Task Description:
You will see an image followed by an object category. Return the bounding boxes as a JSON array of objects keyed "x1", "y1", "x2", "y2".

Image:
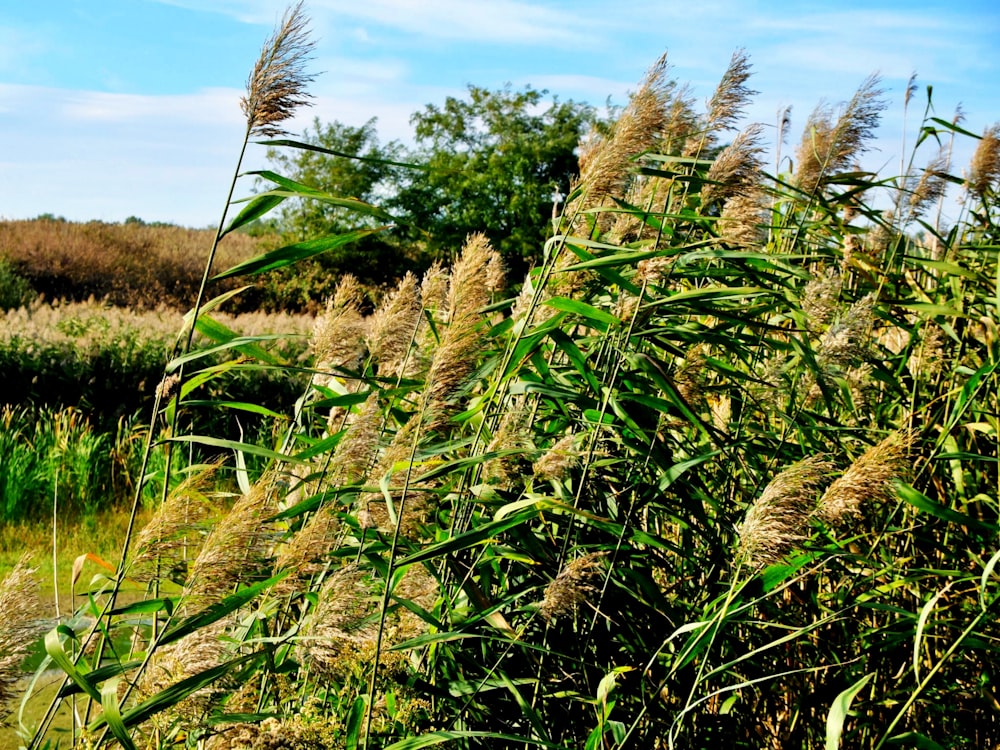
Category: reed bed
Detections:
[
  {"x1": 9, "y1": 6, "x2": 1000, "y2": 749},
  {"x1": 0, "y1": 220, "x2": 264, "y2": 310}
]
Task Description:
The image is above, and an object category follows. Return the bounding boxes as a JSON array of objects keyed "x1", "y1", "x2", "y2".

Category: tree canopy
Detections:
[{"x1": 265, "y1": 85, "x2": 597, "y2": 280}]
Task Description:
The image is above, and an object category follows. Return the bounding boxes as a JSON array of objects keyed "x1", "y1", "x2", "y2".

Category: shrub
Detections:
[{"x1": 0, "y1": 256, "x2": 35, "y2": 311}]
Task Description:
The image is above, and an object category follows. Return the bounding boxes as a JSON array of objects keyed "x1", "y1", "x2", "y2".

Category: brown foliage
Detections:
[{"x1": 0, "y1": 219, "x2": 264, "y2": 310}]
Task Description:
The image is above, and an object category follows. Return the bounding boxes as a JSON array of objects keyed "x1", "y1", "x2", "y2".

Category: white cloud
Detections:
[
  {"x1": 150, "y1": 0, "x2": 598, "y2": 45},
  {"x1": 0, "y1": 83, "x2": 250, "y2": 225},
  {"x1": 316, "y1": 0, "x2": 593, "y2": 44},
  {"x1": 59, "y1": 86, "x2": 242, "y2": 124},
  {"x1": 512, "y1": 73, "x2": 636, "y2": 101}
]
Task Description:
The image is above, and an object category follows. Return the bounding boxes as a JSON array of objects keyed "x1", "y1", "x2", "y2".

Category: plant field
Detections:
[{"x1": 1, "y1": 6, "x2": 999, "y2": 749}]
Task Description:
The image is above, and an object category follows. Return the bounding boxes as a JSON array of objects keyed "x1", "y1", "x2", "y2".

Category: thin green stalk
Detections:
[{"x1": 874, "y1": 590, "x2": 1000, "y2": 749}]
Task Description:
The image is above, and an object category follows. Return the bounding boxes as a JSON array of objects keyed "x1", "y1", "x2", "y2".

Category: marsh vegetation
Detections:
[{"x1": 1, "y1": 4, "x2": 999, "y2": 748}]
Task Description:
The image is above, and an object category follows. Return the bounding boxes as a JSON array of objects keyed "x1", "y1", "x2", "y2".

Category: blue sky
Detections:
[{"x1": 2, "y1": 0, "x2": 998, "y2": 227}]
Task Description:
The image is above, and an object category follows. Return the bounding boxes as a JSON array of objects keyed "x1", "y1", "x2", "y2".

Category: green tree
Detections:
[
  {"x1": 260, "y1": 117, "x2": 420, "y2": 294},
  {"x1": 264, "y1": 116, "x2": 402, "y2": 239},
  {"x1": 391, "y1": 85, "x2": 595, "y2": 275}
]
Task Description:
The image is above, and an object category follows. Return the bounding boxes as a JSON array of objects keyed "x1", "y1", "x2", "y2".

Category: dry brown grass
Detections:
[
  {"x1": 0, "y1": 219, "x2": 266, "y2": 310},
  {"x1": 1, "y1": 298, "x2": 314, "y2": 356}
]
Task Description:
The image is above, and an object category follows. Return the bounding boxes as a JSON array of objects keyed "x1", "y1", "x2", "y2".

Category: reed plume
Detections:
[
  {"x1": 800, "y1": 268, "x2": 842, "y2": 332},
  {"x1": 704, "y1": 49, "x2": 757, "y2": 135},
  {"x1": 183, "y1": 474, "x2": 280, "y2": 611},
  {"x1": 241, "y1": 1, "x2": 316, "y2": 137},
  {"x1": 138, "y1": 618, "x2": 234, "y2": 728},
  {"x1": 409, "y1": 261, "x2": 450, "y2": 376},
  {"x1": 313, "y1": 274, "x2": 368, "y2": 377},
  {"x1": 718, "y1": 189, "x2": 767, "y2": 248},
  {"x1": 367, "y1": 273, "x2": 422, "y2": 380},
  {"x1": 775, "y1": 104, "x2": 793, "y2": 173},
  {"x1": 274, "y1": 395, "x2": 384, "y2": 595},
  {"x1": 817, "y1": 292, "x2": 876, "y2": 369},
  {"x1": 425, "y1": 233, "x2": 499, "y2": 427},
  {"x1": 313, "y1": 275, "x2": 370, "y2": 430},
  {"x1": 967, "y1": 123, "x2": 1000, "y2": 200},
  {"x1": 274, "y1": 504, "x2": 343, "y2": 597},
  {"x1": 737, "y1": 456, "x2": 834, "y2": 567},
  {"x1": 301, "y1": 564, "x2": 379, "y2": 680},
  {"x1": 0, "y1": 556, "x2": 47, "y2": 714},
  {"x1": 795, "y1": 75, "x2": 885, "y2": 194},
  {"x1": 129, "y1": 463, "x2": 219, "y2": 584},
  {"x1": 302, "y1": 563, "x2": 431, "y2": 679},
  {"x1": 575, "y1": 53, "x2": 671, "y2": 216},
  {"x1": 702, "y1": 123, "x2": 766, "y2": 206},
  {"x1": 484, "y1": 397, "x2": 533, "y2": 488},
  {"x1": 330, "y1": 391, "x2": 383, "y2": 484},
  {"x1": 815, "y1": 431, "x2": 914, "y2": 525},
  {"x1": 905, "y1": 148, "x2": 950, "y2": 222},
  {"x1": 908, "y1": 324, "x2": 947, "y2": 380},
  {"x1": 540, "y1": 552, "x2": 606, "y2": 622},
  {"x1": 533, "y1": 433, "x2": 579, "y2": 483}
]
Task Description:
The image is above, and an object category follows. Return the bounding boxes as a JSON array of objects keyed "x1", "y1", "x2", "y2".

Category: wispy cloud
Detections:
[
  {"x1": 316, "y1": 0, "x2": 595, "y2": 45},
  {"x1": 0, "y1": 24, "x2": 49, "y2": 77},
  {"x1": 58, "y1": 86, "x2": 241, "y2": 124},
  {"x1": 151, "y1": 0, "x2": 597, "y2": 45},
  {"x1": 0, "y1": 83, "x2": 247, "y2": 225},
  {"x1": 512, "y1": 73, "x2": 636, "y2": 101}
]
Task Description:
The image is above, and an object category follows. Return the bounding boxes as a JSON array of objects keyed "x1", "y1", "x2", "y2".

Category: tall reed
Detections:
[{"x1": 20, "y1": 20, "x2": 1000, "y2": 750}]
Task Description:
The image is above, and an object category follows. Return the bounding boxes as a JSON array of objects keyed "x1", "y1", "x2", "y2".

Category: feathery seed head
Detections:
[
  {"x1": 368, "y1": 273, "x2": 422, "y2": 380},
  {"x1": 795, "y1": 75, "x2": 885, "y2": 194},
  {"x1": 241, "y1": 2, "x2": 316, "y2": 138},
  {"x1": 705, "y1": 49, "x2": 757, "y2": 134},
  {"x1": 777, "y1": 105, "x2": 793, "y2": 148},
  {"x1": 702, "y1": 123, "x2": 766, "y2": 205},
  {"x1": 539, "y1": 552, "x2": 606, "y2": 622},
  {"x1": 817, "y1": 292, "x2": 876, "y2": 368},
  {"x1": 425, "y1": 234, "x2": 498, "y2": 425},
  {"x1": 907, "y1": 324, "x2": 947, "y2": 380},
  {"x1": 313, "y1": 275, "x2": 368, "y2": 378},
  {"x1": 674, "y1": 345, "x2": 709, "y2": 405},
  {"x1": 718, "y1": 188, "x2": 767, "y2": 248},
  {"x1": 636, "y1": 255, "x2": 674, "y2": 285},
  {"x1": 485, "y1": 252, "x2": 507, "y2": 294},
  {"x1": 139, "y1": 618, "x2": 234, "y2": 725},
  {"x1": 301, "y1": 564, "x2": 378, "y2": 679},
  {"x1": 904, "y1": 72, "x2": 918, "y2": 109},
  {"x1": 533, "y1": 433, "x2": 579, "y2": 482},
  {"x1": 183, "y1": 474, "x2": 279, "y2": 611},
  {"x1": 0, "y1": 557, "x2": 47, "y2": 712},
  {"x1": 737, "y1": 456, "x2": 834, "y2": 568},
  {"x1": 967, "y1": 123, "x2": 1000, "y2": 200},
  {"x1": 794, "y1": 103, "x2": 835, "y2": 194},
  {"x1": 907, "y1": 148, "x2": 950, "y2": 221},
  {"x1": 129, "y1": 463, "x2": 219, "y2": 584},
  {"x1": 274, "y1": 504, "x2": 344, "y2": 597},
  {"x1": 661, "y1": 84, "x2": 699, "y2": 153},
  {"x1": 419, "y1": 262, "x2": 450, "y2": 322},
  {"x1": 815, "y1": 431, "x2": 914, "y2": 525},
  {"x1": 576, "y1": 53, "x2": 671, "y2": 214},
  {"x1": 330, "y1": 392, "x2": 383, "y2": 483},
  {"x1": 800, "y1": 268, "x2": 842, "y2": 331},
  {"x1": 155, "y1": 373, "x2": 181, "y2": 401},
  {"x1": 484, "y1": 400, "x2": 533, "y2": 487}
]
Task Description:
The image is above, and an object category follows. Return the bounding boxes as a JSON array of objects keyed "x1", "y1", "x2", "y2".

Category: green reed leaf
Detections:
[
  {"x1": 825, "y1": 672, "x2": 874, "y2": 750},
  {"x1": 214, "y1": 227, "x2": 387, "y2": 279},
  {"x1": 101, "y1": 678, "x2": 137, "y2": 750}
]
